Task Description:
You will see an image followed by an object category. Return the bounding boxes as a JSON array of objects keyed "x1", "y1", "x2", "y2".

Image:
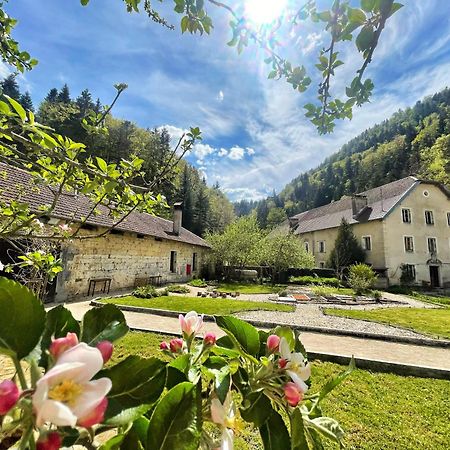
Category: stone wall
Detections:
[{"x1": 55, "y1": 230, "x2": 207, "y2": 301}]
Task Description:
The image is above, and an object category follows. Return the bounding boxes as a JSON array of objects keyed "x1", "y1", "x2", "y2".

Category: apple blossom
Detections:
[
  {"x1": 284, "y1": 382, "x2": 302, "y2": 407},
  {"x1": 49, "y1": 332, "x2": 79, "y2": 359},
  {"x1": 77, "y1": 397, "x2": 108, "y2": 427},
  {"x1": 159, "y1": 341, "x2": 170, "y2": 351},
  {"x1": 36, "y1": 432, "x2": 62, "y2": 450},
  {"x1": 179, "y1": 311, "x2": 203, "y2": 337},
  {"x1": 0, "y1": 380, "x2": 19, "y2": 415},
  {"x1": 279, "y1": 338, "x2": 311, "y2": 393},
  {"x1": 169, "y1": 338, "x2": 184, "y2": 353},
  {"x1": 33, "y1": 343, "x2": 112, "y2": 427},
  {"x1": 211, "y1": 393, "x2": 237, "y2": 450},
  {"x1": 96, "y1": 341, "x2": 113, "y2": 363},
  {"x1": 204, "y1": 332, "x2": 217, "y2": 346},
  {"x1": 266, "y1": 334, "x2": 280, "y2": 353}
]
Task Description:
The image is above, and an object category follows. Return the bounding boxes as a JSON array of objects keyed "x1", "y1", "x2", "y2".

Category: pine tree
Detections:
[
  {"x1": 0, "y1": 74, "x2": 21, "y2": 100},
  {"x1": 19, "y1": 91, "x2": 34, "y2": 112},
  {"x1": 327, "y1": 219, "x2": 366, "y2": 278},
  {"x1": 94, "y1": 98, "x2": 102, "y2": 113},
  {"x1": 192, "y1": 181, "x2": 210, "y2": 236},
  {"x1": 57, "y1": 84, "x2": 71, "y2": 103},
  {"x1": 76, "y1": 89, "x2": 94, "y2": 116},
  {"x1": 179, "y1": 165, "x2": 194, "y2": 230},
  {"x1": 45, "y1": 88, "x2": 58, "y2": 103}
]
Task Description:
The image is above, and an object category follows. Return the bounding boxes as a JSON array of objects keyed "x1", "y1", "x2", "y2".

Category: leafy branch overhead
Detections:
[{"x1": 80, "y1": 0, "x2": 402, "y2": 133}]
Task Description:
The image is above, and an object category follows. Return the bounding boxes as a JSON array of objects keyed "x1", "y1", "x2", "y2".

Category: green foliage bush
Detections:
[
  {"x1": 132, "y1": 285, "x2": 160, "y2": 298},
  {"x1": 188, "y1": 279, "x2": 208, "y2": 288},
  {"x1": 289, "y1": 275, "x2": 341, "y2": 287},
  {"x1": 167, "y1": 284, "x2": 190, "y2": 294},
  {"x1": 348, "y1": 264, "x2": 377, "y2": 295}
]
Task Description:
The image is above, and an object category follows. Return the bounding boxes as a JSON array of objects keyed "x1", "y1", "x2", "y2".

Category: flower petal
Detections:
[
  {"x1": 71, "y1": 378, "x2": 112, "y2": 418},
  {"x1": 279, "y1": 337, "x2": 291, "y2": 360},
  {"x1": 35, "y1": 399, "x2": 77, "y2": 427},
  {"x1": 210, "y1": 398, "x2": 226, "y2": 425},
  {"x1": 221, "y1": 428, "x2": 234, "y2": 450},
  {"x1": 56, "y1": 343, "x2": 104, "y2": 381},
  {"x1": 287, "y1": 370, "x2": 309, "y2": 393}
]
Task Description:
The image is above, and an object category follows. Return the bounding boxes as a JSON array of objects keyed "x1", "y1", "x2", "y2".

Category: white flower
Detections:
[
  {"x1": 33, "y1": 219, "x2": 45, "y2": 229},
  {"x1": 179, "y1": 311, "x2": 203, "y2": 337},
  {"x1": 211, "y1": 393, "x2": 236, "y2": 450},
  {"x1": 279, "y1": 338, "x2": 311, "y2": 393},
  {"x1": 33, "y1": 343, "x2": 111, "y2": 427},
  {"x1": 0, "y1": 260, "x2": 4, "y2": 271}
]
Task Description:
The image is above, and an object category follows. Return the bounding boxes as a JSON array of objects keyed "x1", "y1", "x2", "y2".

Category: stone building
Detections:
[
  {"x1": 289, "y1": 177, "x2": 450, "y2": 287},
  {"x1": 0, "y1": 163, "x2": 210, "y2": 301}
]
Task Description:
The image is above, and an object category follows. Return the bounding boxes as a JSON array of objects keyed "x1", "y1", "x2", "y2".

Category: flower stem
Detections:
[{"x1": 13, "y1": 357, "x2": 28, "y2": 390}]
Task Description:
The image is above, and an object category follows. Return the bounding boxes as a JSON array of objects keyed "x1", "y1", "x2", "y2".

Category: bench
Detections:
[{"x1": 88, "y1": 277, "x2": 112, "y2": 296}]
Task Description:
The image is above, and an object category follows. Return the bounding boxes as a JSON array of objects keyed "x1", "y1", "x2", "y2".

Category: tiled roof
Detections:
[
  {"x1": 290, "y1": 176, "x2": 449, "y2": 234},
  {"x1": 0, "y1": 163, "x2": 210, "y2": 248}
]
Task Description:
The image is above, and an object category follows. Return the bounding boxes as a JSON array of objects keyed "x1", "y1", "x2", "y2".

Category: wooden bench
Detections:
[{"x1": 88, "y1": 277, "x2": 112, "y2": 296}]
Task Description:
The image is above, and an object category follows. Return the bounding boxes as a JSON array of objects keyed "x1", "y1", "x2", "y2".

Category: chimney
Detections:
[
  {"x1": 173, "y1": 202, "x2": 183, "y2": 235},
  {"x1": 351, "y1": 194, "x2": 367, "y2": 219}
]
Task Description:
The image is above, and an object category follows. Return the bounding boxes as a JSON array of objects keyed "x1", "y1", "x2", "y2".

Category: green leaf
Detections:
[
  {"x1": 7, "y1": 96, "x2": 26, "y2": 121},
  {"x1": 306, "y1": 417, "x2": 345, "y2": 443},
  {"x1": 216, "y1": 315, "x2": 260, "y2": 356},
  {"x1": 356, "y1": 25, "x2": 375, "y2": 53},
  {"x1": 240, "y1": 392, "x2": 272, "y2": 427},
  {"x1": 348, "y1": 8, "x2": 366, "y2": 25},
  {"x1": 39, "y1": 305, "x2": 80, "y2": 368},
  {"x1": 147, "y1": 382, "x2": 201, "y2": 450},
  {"x1": 316, "y1": 358, "x2": 355, "y2": 404},
  {"x1": 203, "y1": 356, "x2": 231, "y2": 404},
  {"x1": 361, "y1": 0, "x2": 376, "y2": 12},
  {"x1": 80, "y1": 0, "x2": 90, "y2": 5},
  {"x1": 260, "y1": 410, "x2": 291, "y2": 449},
  {"x1": 96, "y1": 156, "x2": 108, "y2": 172},
  {"x1": 98, "y1": 435, "x2": 125, "y2": 450},
  {"x1": 81, "y1": 304, "x2": 128, "y2": 345},
  {"x1": 291, "y1": 408, "x2": 308, "y2": 450},
  {"x1": 389, "y1": 2, "x2": 403, "y2": 17},
  {"x1": 181, "y1": 16, "x2": 189, "y2": 33},
  {"x1": 99, "y1": 355, "x2": 166, "y2": 414},
  {"x1": 274, "y1": 326, "x2": 295, "y2": 350},
  {"x1": 105, "y1": 404, "x2": 152, "y2": 427},
  {"x1": 0, "y1": 277, "x2": 45, "y2": 359}
]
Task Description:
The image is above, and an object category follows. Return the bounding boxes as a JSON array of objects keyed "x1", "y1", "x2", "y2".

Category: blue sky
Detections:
[{"x1": 5, "y1": 0, "x2": 450, "y2": 201}]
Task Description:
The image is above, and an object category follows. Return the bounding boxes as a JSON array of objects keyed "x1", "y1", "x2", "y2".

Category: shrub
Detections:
[
  {"x1": 372, "y1": 290, "x2": 382, "y2": 301},
  {"x1": 132, "y1": 285, "x2": 160, "y2": 298},
  {"x1": 167, "y1": 284, "x2": 190, "y2": 294},
  {"x1": 348, "y1": 264, "x2": 377, "y2": 295},
  {"x1": 188, "y1": 278, "x2": 208, "y2": 288},
  {"x1": 289, "y1": 275, "x2": 341, "y2": 287}
]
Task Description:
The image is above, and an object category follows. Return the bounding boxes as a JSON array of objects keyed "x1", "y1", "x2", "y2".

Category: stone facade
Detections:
[{"x1": 55, "y1": 229, "x2": 207, "y2": 301}]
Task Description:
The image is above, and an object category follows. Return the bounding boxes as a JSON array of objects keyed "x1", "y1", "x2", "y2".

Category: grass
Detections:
[
  {"x1": 215, "y1": 282, "x2": 285, "y2": 294},
  {"x1": 325, "y1": 307, "x2": 450, "y2": 339},
  {"x1": 312, "y1": 285, "x2": 355, "y2": 296},
  {"x1": 387, "y1": 286, "x2": 450, "y2": 307},
  {"x1": 100, "y1": 295, "x2": 294, "y2": 315},
  {"x1": 113, "y1": 332, "x2": 450, "y2": 450}
]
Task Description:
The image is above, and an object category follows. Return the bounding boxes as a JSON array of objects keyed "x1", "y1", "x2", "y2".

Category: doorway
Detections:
[{"x1": 429, "y1": 265, "x2": 440, "y2": 288}]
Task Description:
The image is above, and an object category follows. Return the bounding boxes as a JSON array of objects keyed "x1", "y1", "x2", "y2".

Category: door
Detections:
[{"x1": 429, "y1": 266, "x2": 440, "y2": 288}]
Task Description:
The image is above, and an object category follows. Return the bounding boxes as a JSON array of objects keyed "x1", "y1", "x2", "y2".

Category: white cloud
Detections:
[
  {"x1": 228, "y1": 146, "x2": 245, "y2": 160},
  {"x1": 218, "y1": 148, "x2": 228, "y2": 157},
  {"x1": 218, "y1": 90, "x2": 224, "y2": 101},
  {"x1": 193, "y1": 143, "x2": 215, "y2": 161},
  {"x1": 246, "y1": 147, "x2": 255, "y2": 156}
]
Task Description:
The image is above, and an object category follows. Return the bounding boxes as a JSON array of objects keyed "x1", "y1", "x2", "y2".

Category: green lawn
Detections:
[
  {"x1": 325, "y1": 307, "x2": 450, "y2": 339},
  {"x1": 312, "y1": 285, "x2": 355, "y2": 296},
  {"x1": 411, "y1": 292, "x2": 450, "y2": 307},
  {"x1": 113, "y1": 332, "x2": 450, "y2": 450},
  {"x1": 215, "y1": 282, "x2": 285, "y2": 294},
  {"x1": 100, "y1": 295, "x2": 294, "y2": 315}
]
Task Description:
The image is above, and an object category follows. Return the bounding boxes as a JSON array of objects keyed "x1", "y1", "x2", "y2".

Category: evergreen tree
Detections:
[
  {"x1": 0, "y1": 74, "x2": 20, "y2": 100},
  {"x1": 179, "y1": 165, "x2": 194, "y2": 230},
  {"x1": 192, "y1": 181, "x2": 210, "y2": 236},
  {"x1": 45, "y1": 88, "x2": 58, "y2": 103},
  {"x1": 76, "y1": 89, "x2": 95, "y2": 116},
  {"x1": 57, "y1": 84, "x2": 71, "y2": 103},
  {"x1": 327, "y1": 219, "x2": 366, "y2": 278},
  {"x1": 19, "y1": 91, "x2": 34, "y2": 111}
]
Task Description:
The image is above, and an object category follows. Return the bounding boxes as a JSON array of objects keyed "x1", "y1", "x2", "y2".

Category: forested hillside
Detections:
[
  {"x1": 0, "y1": 75, "x2": 235, "y2": 236},
  {"x1": 237, "y1": 88, "x2": 450, "y2": 228}
]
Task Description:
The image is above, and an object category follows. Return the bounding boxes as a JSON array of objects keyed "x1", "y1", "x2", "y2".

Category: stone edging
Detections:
[{"x1": 90, "y1": 299, "x2": 450, "y2": 349}]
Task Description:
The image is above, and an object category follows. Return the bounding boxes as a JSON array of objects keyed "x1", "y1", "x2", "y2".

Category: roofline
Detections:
[
  {"x1": 382, "y1": 180, "x2": 420, "y2": 220},
  {"x1": 294, "y1": 217, "x2": 383, "y2": 235}
]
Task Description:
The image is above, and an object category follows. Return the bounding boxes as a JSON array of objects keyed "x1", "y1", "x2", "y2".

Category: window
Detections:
[
  {"x1": 447, "y1": 212, "x2": 450, "y2": 226},
  {"x1": 318, "y1": 241, "x2": 326, "y2": 253},
  {"x1": 192, "y1": 253, "x2": 197, "y2": 272},
  {"x1": 362, "y1": 236, "x2": 372, "y2": 251},
  {"x1": 170, "y1": 251, "x2": 177, "y2": 273},
  {"x1": 403, "y1": 264, "x2": 416, "y2": 281},
  {"x1": 304, "y1": 241, "x2": 309, "y2": 252},
  {"x1": 427, "y1": 237, "x2": 437, "y2": 253},
  {"x1": 425, "y1": 210, "x2": 434, "y2": 225},
  {"x1": 404, "y1": 236, "x2": 414, "y2": 252},
  {"x1": 402, "y1": 208, "x2": 411, "y2": 223}
]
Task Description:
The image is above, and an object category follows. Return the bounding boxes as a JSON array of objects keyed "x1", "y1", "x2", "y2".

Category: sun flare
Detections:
[{"x1": 245, "y1": 0, "x2": 288, "y2": 25}]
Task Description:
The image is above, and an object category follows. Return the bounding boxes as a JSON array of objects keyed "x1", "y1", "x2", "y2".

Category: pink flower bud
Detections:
[
  {"x1": 204, "y1": 332, "x2": 217, "y2": 346},
  {"x1": 169, "y1": 338, "x2": 184, "y2": 353},
  {"x1": 77, "y1": 397, "x2": 108, "y2": 428},
  {"x1": 267, "y1": 335, "x2": 280, "y2": 353},
  {"x1": 284, "y1": 382, "x2": 302, "y2": 407},
  {"x1": 179, "y1": 311, "x2": 203, "y2": 337},
  {"x1": 160, "y1": 341, "x2": 170, "y2": 350},
  {"x1": 96, "y1": 341, "x2": 113, "y2": 363},
  {"x1": 36, "y1": 432, "x2": 62, "y2": 450},
  {"x1": 279, "y1": 358, "x2": 288, "y2": 369},
  {"x1": 0, "y1": 380, "x2": 19, "y2": 415},
  {"x1": 49, "y1": 332, "x2": 79, "y2": 359}
]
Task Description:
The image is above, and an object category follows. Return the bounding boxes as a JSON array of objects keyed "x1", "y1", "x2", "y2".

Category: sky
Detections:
[{"x1": 5, "y1": 0, "x2": 450, "y2": 201}]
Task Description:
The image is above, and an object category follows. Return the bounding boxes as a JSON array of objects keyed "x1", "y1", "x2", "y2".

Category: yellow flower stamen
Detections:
[{"x1": 48, "y1": 380, "x2": 83, "y2": 406}]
